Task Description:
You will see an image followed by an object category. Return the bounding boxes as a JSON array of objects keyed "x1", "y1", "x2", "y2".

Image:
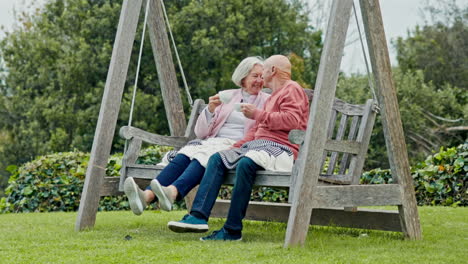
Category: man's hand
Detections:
[
  {"x1": 241, "y1": 103, "x2": 256, "y2": 119},
  {"x1": 208, "y1": 94, "x2": 222, "y2": 113}
]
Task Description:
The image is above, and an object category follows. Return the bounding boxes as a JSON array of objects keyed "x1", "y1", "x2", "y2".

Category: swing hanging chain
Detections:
[
  {"x1": 124, "y1": 0, "x2": 151, "y2": 153},
  {"x1": 159, "y1": 0, "x2": 193, "y2": 106},
  {"x1": 352, "y1": 2, "x2": 380, "y2": 113}
]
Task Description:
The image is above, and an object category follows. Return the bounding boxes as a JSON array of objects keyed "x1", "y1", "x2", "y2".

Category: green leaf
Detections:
[
  {"x1": 22, "y1": 186, "x2": 34, "y2": 196},
  {"x1": 6, "y1": 165, "x2": 18, "y2": 174}
]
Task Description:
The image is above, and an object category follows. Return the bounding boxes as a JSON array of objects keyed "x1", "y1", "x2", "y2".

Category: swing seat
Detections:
[
  {"x1": 116, "y1": 89, "x2": 376, "y2": 189},
  {"x1": 97, "y1": 88, "x2": 403, "y2": 233}
]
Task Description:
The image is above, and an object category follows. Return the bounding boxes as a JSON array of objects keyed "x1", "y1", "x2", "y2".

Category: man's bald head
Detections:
[
  {"x1": 265, "y1": 55, "x2": 291, "y2": 75},
  {"x1": 263, "y1": 55, "x2": 291, "y2": 83}
]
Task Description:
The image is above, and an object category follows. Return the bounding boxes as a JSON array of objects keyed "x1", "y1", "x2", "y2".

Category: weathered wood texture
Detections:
[
  {"x1": 118, "y1": 138, "x2": 142, "y2": 191},
  {"x1": 119, "y1": 126, "x2": 189, "y2": 147},
  {"x1": 180, "y1": 99, "x2": 206, "y2": 210},
  {"x1": 147, "y1": 0, "x2": 186, "y2": 136},
  {"x1": 312, "y1": 184, "x2": 402, "y2": 208},
  {"x1": 360, "y1": 0, "x2": 421, "y2": 240},
  {"x1": 211, "y1": 200, "x2": 403, "y2": 232},
  {"x1": 284, "y1": 0, "x2": 354, "y2": 247},
  {"x1": 75, "y1": 0, "x2": 143, "y2": 231}
]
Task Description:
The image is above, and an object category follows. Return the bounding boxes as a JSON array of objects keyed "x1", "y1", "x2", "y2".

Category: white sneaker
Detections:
[
  {"x1": 123, "y1": 177, "x2": 147, "y2": 215},
  {"x1": 150, "y1": 179, "x2": 174, "y2": 211}
]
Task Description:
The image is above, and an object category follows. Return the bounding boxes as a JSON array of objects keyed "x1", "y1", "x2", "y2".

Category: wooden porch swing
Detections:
[{"x1": 75, "y1": 0, "x2": 422, "y2": 247}]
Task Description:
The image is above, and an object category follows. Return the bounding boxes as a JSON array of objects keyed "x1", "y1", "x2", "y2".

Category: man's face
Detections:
[{"x1": 262, "y1": 62, "x2": 273, "y2": 87}]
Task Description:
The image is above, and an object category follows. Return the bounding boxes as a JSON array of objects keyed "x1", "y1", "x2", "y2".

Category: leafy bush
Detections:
[
  {"x1": 1, "y1": 143, "x2": 466, "y2": 214},
  {"x1": 0, "y1": 145, "x2": 172, "y2": 213},
  {"x1": 412, "y1": 142, "x2": 467, "y2": 206},
  {"x1": 361, "y1": 168, "x2": 393, "y2": 184},
  {"x1": 361, "y1": 142, "x2": 467, "y2": 206},
  {"x1": 0, "y1": 151, "x2": 119, "y2": 213}
]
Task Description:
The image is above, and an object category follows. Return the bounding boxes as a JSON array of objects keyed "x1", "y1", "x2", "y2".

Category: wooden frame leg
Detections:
[
  {"x1": 75, "y1": 0, "x2": 143, "y2": 231},
  {"x1": 359, "y1": 0, "x2": 421, "y2": 239},
  {"x1": 284, "y1": 0, "x2": 353, "y2": 247}
]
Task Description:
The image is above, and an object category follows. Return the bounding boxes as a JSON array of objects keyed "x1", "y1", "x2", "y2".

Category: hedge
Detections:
[
  {"x1": 0, "y1": 146, "x2": 171, "y2": 213},
  {"x1": 1, "y1": 142, "x2": 466, "y2": 213},
  {"x1": 361, "y1": 142, "x2": 467, "y2": 206}
]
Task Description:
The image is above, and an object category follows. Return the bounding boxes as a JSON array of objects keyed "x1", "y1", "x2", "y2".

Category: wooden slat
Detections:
[
  {"x1": 327, "y1": 114, "x2": 348, "y2": 175},
  {"x1": 128, "y1": 164, "x2": 293, "y2": 176},
  {"x1": 101, "y1": 177, "x2": 150, "y2": 196},
  {"x1": 119, "y1": 138, "x2": 142, "y2": 191},
  {"x1": 126, "y1": 165, "x2": 292, "y2": 187},
  {"x1": 318, "y1": 174, "x2": 352, "y2": 185},
  {"x1": 211, "y1": 200, "x2": 402, "y2": 232},
  {"x1": 321, "y1": 109, "x2": 337, "y2": 171},
  {"x1": 100, "y1": 174, "x2": 343, "y2": 196},
  {"x1": 183, "y1": 98, "x2": 206, "y2": 210},
  {"x1": 312, "y1": 184, "x2": 402, "y2": 208},
  {"x1": 184, "y1": 99, "x2": 205, "y2": 140},
  {"x1": 360, "y1": 0, "x2": 421, "y2": 240},
  {"x1": 324, "y1": 140, "x2": 361, "y2": 154},
  {"x1": 119, "y1": 126, "x2": 188, "y2": 148},
  {"x1": 332, "y1": 100, "x2": 366, "y2": 115},
  {"x1": 75, "y1": 0, "x2": 144, "y2": 231},
  {"x1": 347, "y1": 99, "x2": 376, "y2": 182},
  {"x1": 339, "y1": 116, "x2": 360, "y2": 175},
  {"x1": 127, "y1": 165, "x2": 165, "y2": 179},
  {"x1": 285, "y1": 0, "x2": 354, "y2": 247},
  {"x1": 224, "y1": 173, "x2": 291, "y2": 187}
]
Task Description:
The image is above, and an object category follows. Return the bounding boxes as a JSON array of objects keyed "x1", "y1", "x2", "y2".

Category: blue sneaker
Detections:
[
  {"x1": 167, "y1": 214, "x2": 209, "y2": 233},
  {"x1": 200, "y1": 228, "x2": 242, "y2": 241}
]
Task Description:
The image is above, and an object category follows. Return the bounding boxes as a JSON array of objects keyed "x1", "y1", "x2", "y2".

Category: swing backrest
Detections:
[{"x1": 187, "y1": 88, "x2": 377, "y2": 185}]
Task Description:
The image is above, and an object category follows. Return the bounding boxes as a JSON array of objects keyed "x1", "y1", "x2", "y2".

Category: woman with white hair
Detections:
[{"x1": 124, "y1": 57, "x2": 270, "y2": 215}]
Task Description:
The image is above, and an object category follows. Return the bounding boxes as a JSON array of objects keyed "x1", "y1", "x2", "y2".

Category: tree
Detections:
[
  {"x1": 392, "y1": 0, "x2": 467, "y2": 153},
  {"x1": 394, "y1": 0, "x2": 467, "y2": 89},
  {"x1": 0, "y1": 0, "x2": 322, "y2": 194},
  {"x1": 336, "y1": 68, "x2": 466, "y2": 169}
]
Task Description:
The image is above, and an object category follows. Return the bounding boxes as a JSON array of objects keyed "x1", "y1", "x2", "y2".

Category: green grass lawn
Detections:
[{"x1": 0, "y1": 207, "x2": 467, "y2": 264}]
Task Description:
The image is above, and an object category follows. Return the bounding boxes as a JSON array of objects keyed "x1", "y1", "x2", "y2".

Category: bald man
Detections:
[{"x1": 168, "y1": 55, "x2": 310, "y2": 241}]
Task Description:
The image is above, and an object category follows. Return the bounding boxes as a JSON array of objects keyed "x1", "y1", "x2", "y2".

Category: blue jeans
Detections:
[
  {"x1": 150, "y1": 154, "x2": 205, "y2": 199},
  {"x1": 190, "y1": 153, "x2": 262, "y2": 231}
]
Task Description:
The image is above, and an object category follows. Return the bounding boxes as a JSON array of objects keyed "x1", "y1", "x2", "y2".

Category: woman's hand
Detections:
[
  {"x1": 208, "y1": 94, "x2": 222, "y2": 113},
  {"x1": 241, "y1": 103, "x2": 257, "y2": 119}
]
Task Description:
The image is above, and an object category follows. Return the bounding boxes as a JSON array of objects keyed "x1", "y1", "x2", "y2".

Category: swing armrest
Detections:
[
  {"x1": 288, "y1": 129, "x2": 306, "y2": 145},
  {"x1": 119, "y1": 126, "x2": 189, "y2": 148}
]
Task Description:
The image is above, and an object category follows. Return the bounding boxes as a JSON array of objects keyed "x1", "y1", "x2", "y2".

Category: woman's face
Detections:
[{"x1": 242, "y1": 64, "x2": 264, "y2": 95}]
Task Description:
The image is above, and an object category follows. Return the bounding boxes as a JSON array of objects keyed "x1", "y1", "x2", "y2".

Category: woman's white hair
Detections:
[{"x1": 231, "y1": 56, "x2": 264, "y2": 87}]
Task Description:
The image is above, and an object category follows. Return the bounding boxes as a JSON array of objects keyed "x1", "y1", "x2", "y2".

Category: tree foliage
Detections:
[
  {"x1": 0, "y1": 0, "x2": 322, "y2": 193},
  {"x1": 336, "y1": 68, "x2": 466, "y2": 168},
  {"x1": 394, "y1": 0, "x2": 467, "y2": 89},
  {"x1": 395, "y1": 19, "x2": 468, "y2": 89}
]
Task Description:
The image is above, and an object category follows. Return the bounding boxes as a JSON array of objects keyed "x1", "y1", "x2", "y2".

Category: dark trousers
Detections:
[
  {"x1": 151, "y1": 154, "x2": 205, "y2": 199},
  {"x1": 190, "y1": 153, "x2": 262, "y2": 231}
]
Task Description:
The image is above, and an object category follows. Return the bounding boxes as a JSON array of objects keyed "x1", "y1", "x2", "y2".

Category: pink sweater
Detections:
[{"x1": 233, "y1": 80, "x2": 310, "y2": 159}]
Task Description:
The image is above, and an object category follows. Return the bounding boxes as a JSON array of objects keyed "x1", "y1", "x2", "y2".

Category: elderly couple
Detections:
[{"x1": 124, "y1": 55, "x2": 310, "y2": 241}]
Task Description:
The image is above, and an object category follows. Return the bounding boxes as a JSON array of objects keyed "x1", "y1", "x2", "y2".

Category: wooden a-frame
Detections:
[{"x1": 75, "y1": 0, "x2": 422, "y2": 247}]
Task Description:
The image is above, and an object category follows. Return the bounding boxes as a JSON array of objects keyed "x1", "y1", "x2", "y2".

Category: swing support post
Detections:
[
  {"x1": 75, "y1": 0, "x2": 144, "y2": 231},
  {"x1": 147, "y1": 0, "x2": 186, "y2": 136},
  {"x1": 359, "y1": 0, "x2": 421, "y2": 239},
  {"x1": 76, "y1": 0, "x2": 187, "y2": 231}
]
